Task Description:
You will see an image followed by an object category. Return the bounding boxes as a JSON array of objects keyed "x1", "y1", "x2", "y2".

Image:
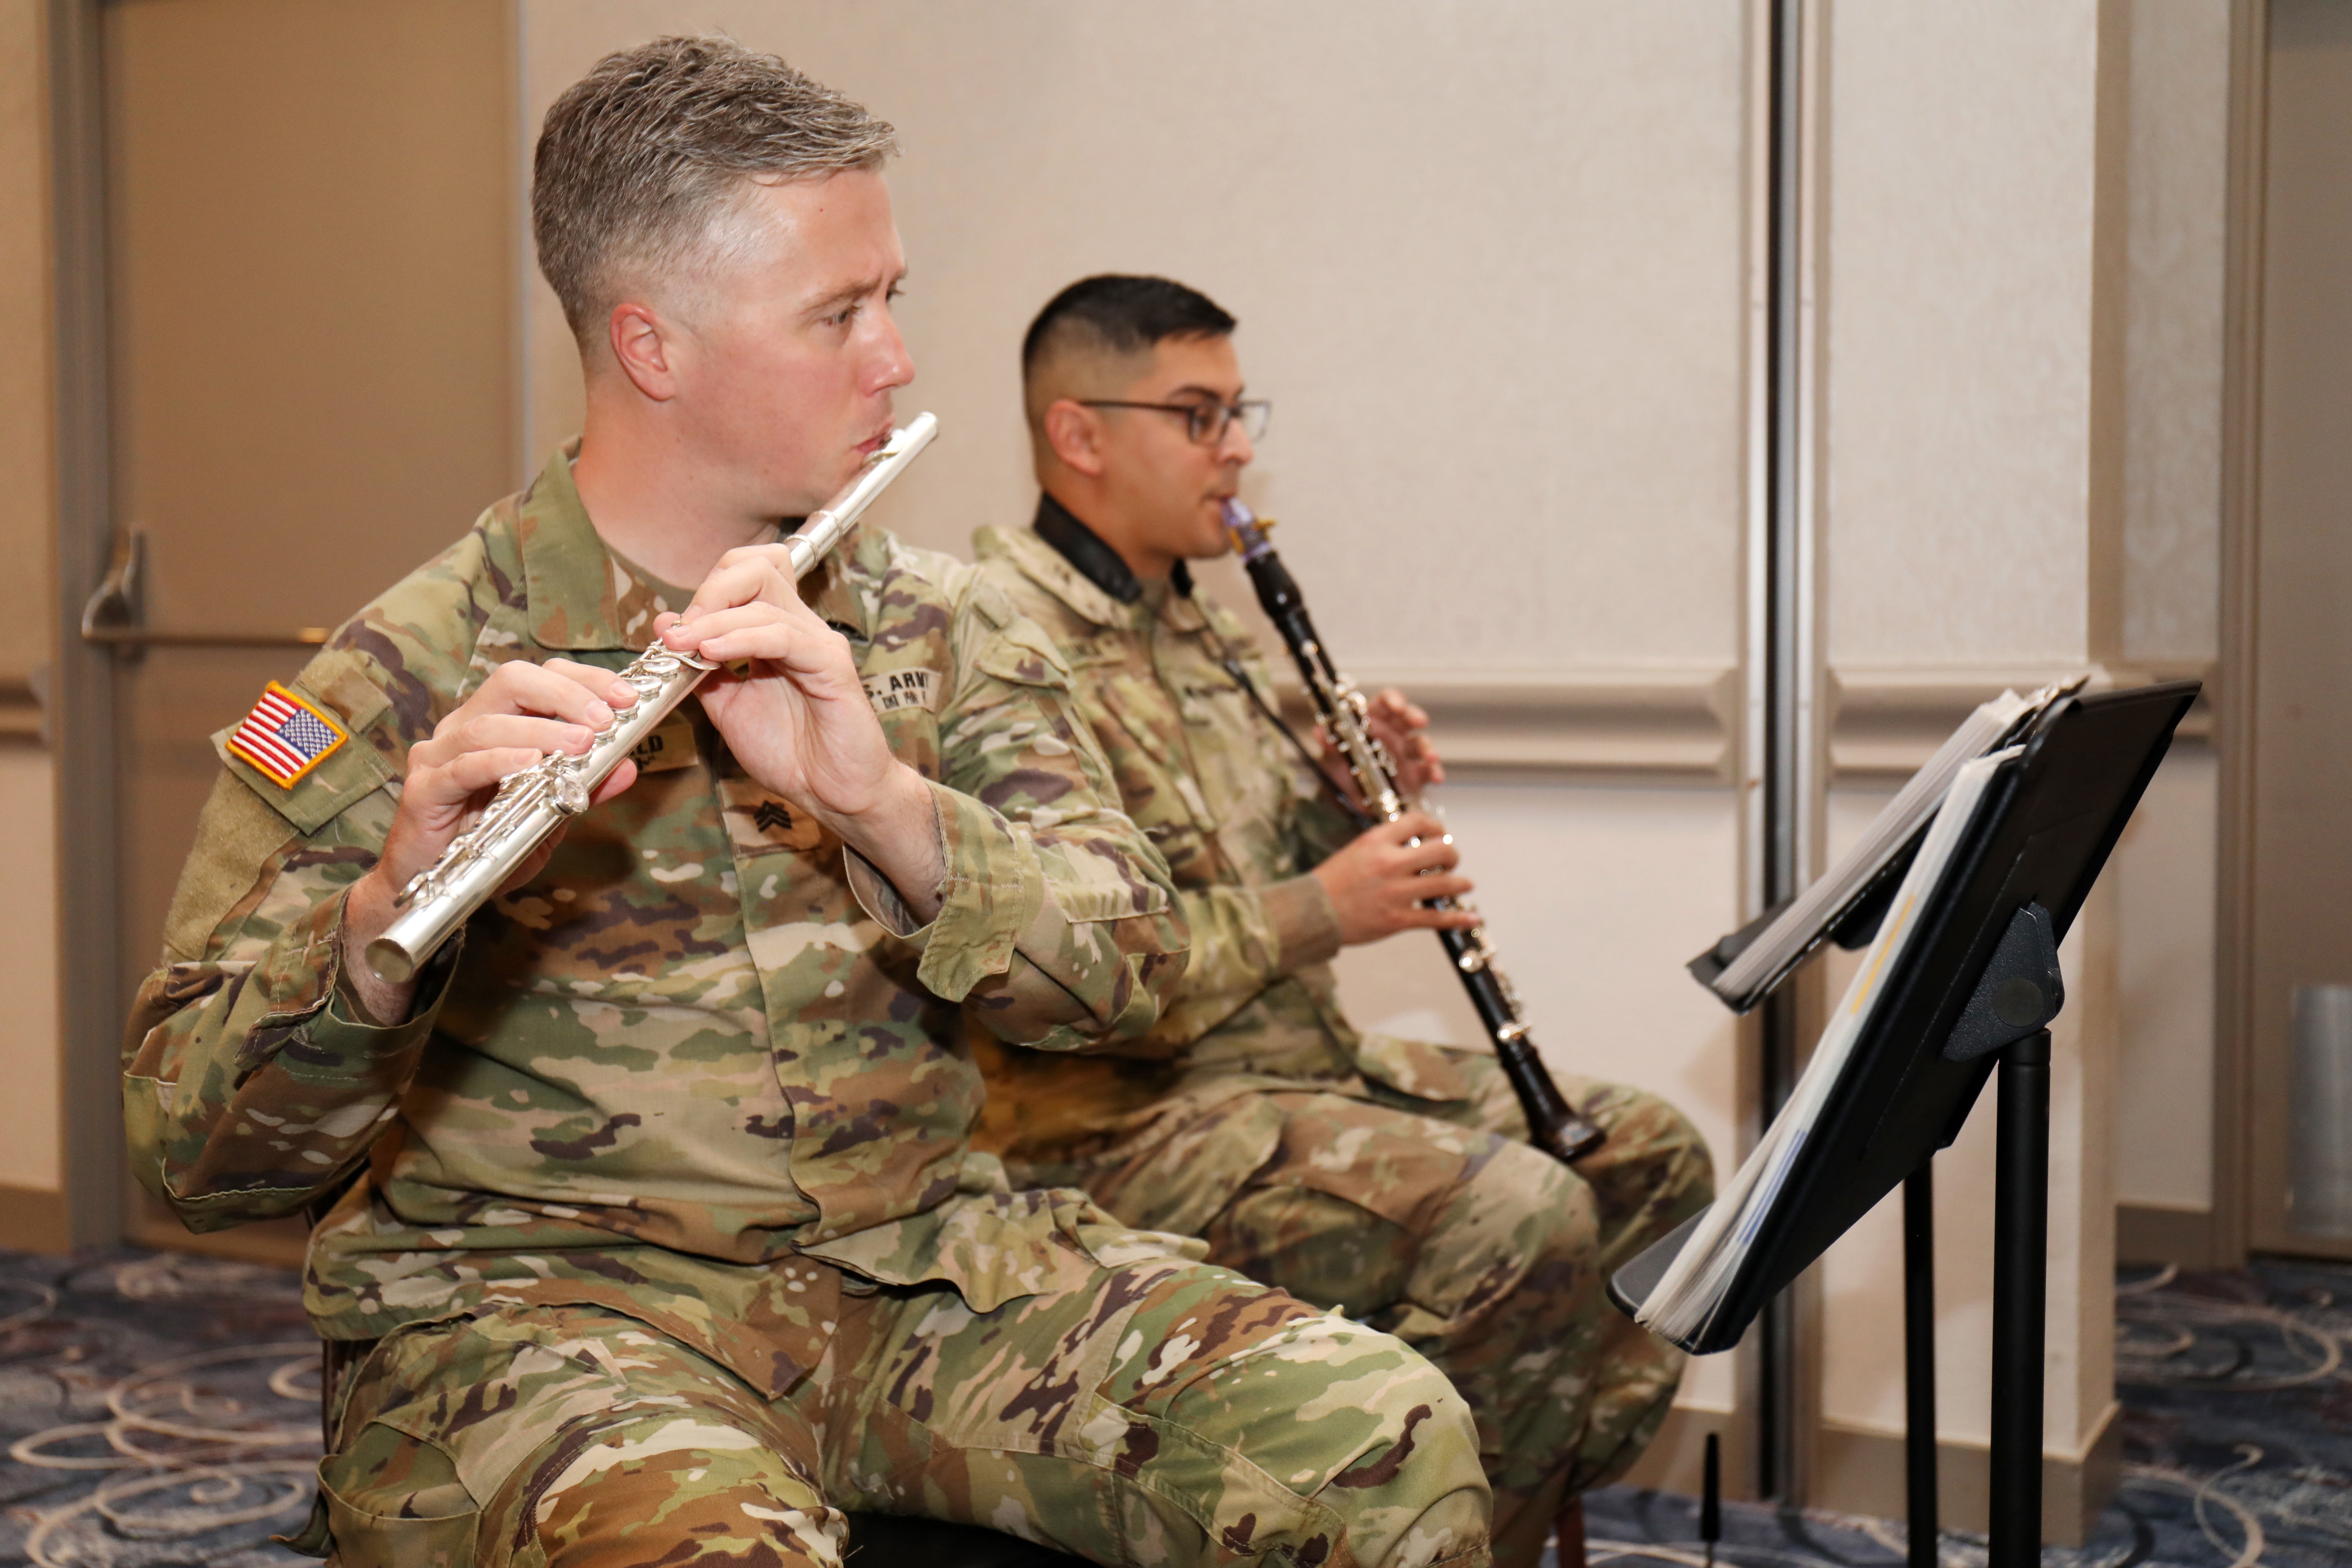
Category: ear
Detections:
[
  {"x1": 1042, "y1": 399, "x2": 1107, "y2": 477},
  {"x1": 606, "y1": 302, "x2": 680, "y2": 401}
]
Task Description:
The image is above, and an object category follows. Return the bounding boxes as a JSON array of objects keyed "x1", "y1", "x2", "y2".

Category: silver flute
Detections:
[{"x1": 365, "y1": 412, "x2": 940, "y2": 983}]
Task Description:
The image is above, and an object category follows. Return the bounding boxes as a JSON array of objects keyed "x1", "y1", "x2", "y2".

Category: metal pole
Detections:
[
  {"x1": 1903, "y1": 1164, "x2": 1939, "y2": 1568},
  {"x1": 47, "y1": 0, "x2": 127, "y2": 1247},
  {"x1": 1753, "y1": 0, "x2": 1811, "y2": 1502},
  {"x1": 1988, "y1": 1030, "x2": 2052, "y2": 1566}
]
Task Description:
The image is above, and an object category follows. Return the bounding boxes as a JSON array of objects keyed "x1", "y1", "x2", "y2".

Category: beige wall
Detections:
[
  {"x1": 0, "y1": 0, "x2": 52, "y2": 684},
  {"x1": 520, "y1": 0, "x2": 1749, "y2": 674},
  {"x1": 2109, "y1": 0, "x2": 2229, "y2": 1220},
  {"x1": 2112, "y1": 748, "x2": 2217, "y2": 1211},
  {"x1": 1, "y1": 0, "x2": 61, "y2": 1200},
  {"x1": 0, "y1": 746, "x2": 59, "y2": 1194},
  {"x1": 1813, "y1": 0, "x2": 2131, "y2": 1511},
  {"x1": 2122, "y1": 0, "x2": 2229, "y2": 666},
  {"x1": 1809, "y1": 0, "x2": 2227, "y2": 1517},
  {"x1": 1824, "y1": 1, "x2": 2105, "y2": 670}
]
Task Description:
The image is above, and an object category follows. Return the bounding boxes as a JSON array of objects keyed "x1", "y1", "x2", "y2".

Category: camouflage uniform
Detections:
[
  {"x1": 122, "y1": 448, "x2": 1491, "y2": 1568},
  {"x1": 968, "y1": 503, "x2": 1714, "y2": 1568}
]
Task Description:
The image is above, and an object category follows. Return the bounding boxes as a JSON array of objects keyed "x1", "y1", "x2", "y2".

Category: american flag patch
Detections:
[{"x1": 226, "y1": 682, "x2": 349, "y2": 788}]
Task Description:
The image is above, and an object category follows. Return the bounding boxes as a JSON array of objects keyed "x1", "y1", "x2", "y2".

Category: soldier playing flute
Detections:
[{"x1": 122, "y1": 47, "x2": 1489, "y2": 1568}]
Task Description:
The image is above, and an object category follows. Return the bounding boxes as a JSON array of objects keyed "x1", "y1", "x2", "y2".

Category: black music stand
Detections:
[{"x1": 1609, "y1": 680, "x2": 2197, "y2": 1567}]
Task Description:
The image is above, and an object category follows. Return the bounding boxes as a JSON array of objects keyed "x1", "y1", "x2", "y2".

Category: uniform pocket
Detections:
[
  {"x1": 1347, "y1": 1032, "x2": 1474, "y2": 1102},
  {"x1": 317, "y1": 1419, "x2": 480, "y2": 1568}
]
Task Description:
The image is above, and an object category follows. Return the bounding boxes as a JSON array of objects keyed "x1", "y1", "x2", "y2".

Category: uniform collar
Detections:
[
  {"x1": 518, "y1": 441, "x2": 682, "y2": 652},
  {"x1": 1027, "y1": 492, "x2": 1199, "y2": 628},
  {"x1": 518, "y1": 442, "x2": 867, "y2": 650}
]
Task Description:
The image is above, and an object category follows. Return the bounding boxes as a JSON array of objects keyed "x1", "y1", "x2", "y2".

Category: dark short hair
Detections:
[
  {"x1": 534, "y1": 36, "x2": 897, "y2": 343},
  {"x1": 1020, "y1": 275, "x2": 1237, "y2": 381}
]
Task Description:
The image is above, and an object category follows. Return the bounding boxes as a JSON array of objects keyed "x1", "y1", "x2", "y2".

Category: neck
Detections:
[
  {"x1": 572, "y1": 381, "x2": 776, "y2": 590},
  {"x1": 1040, "y1": 475, "x2": 1178, "y2": 583}
]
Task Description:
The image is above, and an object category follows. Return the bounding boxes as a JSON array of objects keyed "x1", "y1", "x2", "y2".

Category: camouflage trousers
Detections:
[
  {"x1": 311, "y1": 1250, "x2": 1491, "y2": 1568},
  {"x1": 1077, "y1": 1052, "x2": 1713, "y2": 1568}
]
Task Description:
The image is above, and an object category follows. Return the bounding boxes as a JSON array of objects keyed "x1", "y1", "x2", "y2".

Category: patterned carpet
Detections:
[{"x1": 0, "y1": 1248, "x2": 2340, "y2": 1567}]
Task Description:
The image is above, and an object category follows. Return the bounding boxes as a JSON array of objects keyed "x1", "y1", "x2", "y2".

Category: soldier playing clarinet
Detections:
[{"x1": 970, "y1": 274, "x2": 1715, "y2": 1568}]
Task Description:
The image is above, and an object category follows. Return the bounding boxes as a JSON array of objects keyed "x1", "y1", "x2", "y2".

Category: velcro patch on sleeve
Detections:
[
  {"x1": 863, "y1": 667, "x2": 939, "y2": 715},
  {"x1": 225, "y1": 681, "x2": 350, "y2": 788}
]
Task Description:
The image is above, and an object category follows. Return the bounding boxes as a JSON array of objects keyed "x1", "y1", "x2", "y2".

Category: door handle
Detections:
[{"x1": 80, "y1": 531, "x2": 329, "y2": 651}]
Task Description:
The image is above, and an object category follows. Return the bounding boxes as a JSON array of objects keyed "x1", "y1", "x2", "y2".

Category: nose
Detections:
[
  {"x1": 1221, "y1": 414, "x2": 1254, "y2": 467},
  {"x1": 866, "y1": 307, "x2": 915, "y2": 395}
]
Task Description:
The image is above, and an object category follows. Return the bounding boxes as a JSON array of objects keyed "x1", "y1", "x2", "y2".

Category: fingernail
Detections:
[{"x1": 589, "y1": 703, "x2": 612, "y2": 728}]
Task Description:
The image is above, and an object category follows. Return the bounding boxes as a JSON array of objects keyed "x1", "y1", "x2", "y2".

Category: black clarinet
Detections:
[{"x1": 1224, "y1": 500, "x2": 1606, "y2": 1164}]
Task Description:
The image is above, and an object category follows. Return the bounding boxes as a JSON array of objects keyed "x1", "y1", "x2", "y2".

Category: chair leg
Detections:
[{"x1": 1554, "y1": 1494, "x2": 1587, "y2": 1568}]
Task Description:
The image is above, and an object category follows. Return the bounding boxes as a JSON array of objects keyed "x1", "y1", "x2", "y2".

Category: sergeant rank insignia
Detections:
[{"x1": 226, "y1": 681, "x2": 349, "y2": 787}]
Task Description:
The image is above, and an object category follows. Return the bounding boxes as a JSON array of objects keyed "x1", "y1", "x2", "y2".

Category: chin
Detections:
[{"x1": 793, "y1": 449, "x2": 863, "y2": 513}]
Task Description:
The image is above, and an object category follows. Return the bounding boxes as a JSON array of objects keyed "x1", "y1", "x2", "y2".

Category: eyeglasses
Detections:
[{"x1": 1078, "y1": 399, "x2": 1272, "y2": 446}]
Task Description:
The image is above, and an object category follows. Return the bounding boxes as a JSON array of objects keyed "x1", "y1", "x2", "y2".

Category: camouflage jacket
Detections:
[
  {"x1": 120, "y1": 447, "x2": 1188, "y2": 1393},
  {"x1": 966, "y1": 502, "x2": 1469, "y2": 1176}
]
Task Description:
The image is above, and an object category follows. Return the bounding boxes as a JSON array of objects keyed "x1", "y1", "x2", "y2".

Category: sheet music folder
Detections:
[{"x1": 1610, "y1": 681, "x2": 2197, "y2": 1355}]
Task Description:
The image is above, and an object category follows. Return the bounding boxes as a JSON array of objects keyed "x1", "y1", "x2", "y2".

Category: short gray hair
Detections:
[{"x1": 533, "y1": 35, "x2": 898, "y2": 342}]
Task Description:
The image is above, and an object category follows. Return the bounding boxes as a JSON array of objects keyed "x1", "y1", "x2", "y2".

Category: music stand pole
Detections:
[
  {"x1": 1903, "y1": 1163, "x2": 1938, "y2": 1568},
  {"x1": 1988, "y1": 1029, "x2": 2053, "y2": 1566}
]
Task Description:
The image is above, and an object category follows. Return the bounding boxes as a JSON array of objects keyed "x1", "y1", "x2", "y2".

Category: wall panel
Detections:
[
  {"x1": 520, "y1": 0, "x2": 1749, "y2": 675},
  {"x1": 1824, "y1": 1, "x2": 2104, "y2": 668}
]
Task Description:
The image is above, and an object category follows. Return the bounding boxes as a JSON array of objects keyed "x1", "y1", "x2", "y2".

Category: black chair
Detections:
[{"x1": 844, "y1": 1513, "x2": 1088, "y2": 1566}]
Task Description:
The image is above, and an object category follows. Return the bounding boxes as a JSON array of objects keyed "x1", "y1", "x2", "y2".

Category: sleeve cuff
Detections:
[
  {"x1": 298, "y1": 916, "x2": 460, "y2": 1079},
  {"x1": 843, "y1": 827, "x2": 943, "y2": 942},
  {"x1": 845, "y1": 778, "x2": 1038, "y2": 1000},
  {"x1": 1261, "y1": 873, "x2": 1344, "y2": 972}
]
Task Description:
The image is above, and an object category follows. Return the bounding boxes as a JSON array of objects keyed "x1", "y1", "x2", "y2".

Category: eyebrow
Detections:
[
  {"x1": 1164, "y1": 383, "x2": 1242, "y2": 402},
  {"x1": 802, "y1": 267, "x2": 908, "y2": 320}
]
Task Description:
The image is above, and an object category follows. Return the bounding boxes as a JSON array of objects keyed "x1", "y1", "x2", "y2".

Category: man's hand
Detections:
[
  {"x1": 658, "y1": 542, "x2": 945, "y2": 923},
  {"x1": 1311, "y1": 810, "x2": 1481, "y2": 947},
  {"x1": 1321, "y1": 688, "x2": 1443, "y2": 805},
  {"x1": 344, "y1": 658, "x2": 643, "y2": 1022}
]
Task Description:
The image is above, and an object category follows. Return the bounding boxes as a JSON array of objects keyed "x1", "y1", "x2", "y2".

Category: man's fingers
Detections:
[
  {"x1": 681, "y1": 555, "x2": 773, "y2": 619},
  {"x1": 496, "y1": 838, "x2": 564, "y2": 897},
  {"x1": 470, "y1": 659, "x2": 630, "y2": 729},
  {"x1": 1407, "y1": 873, "x2": 1475, "y2": 903},
  {"x1": 1371, "y1": 688, "x2": 1429, "y2": 728},
  {"x1": 1396, "y1": 838, "x2": 1463, "y2": 874},
  {"x1": 670, "y1": 601, "x2": 791, "y2": 643},
  {"x1": 1392, "y1": 897, "x2": 1479, "y2": 931},
  {"x1": 673, "y1": 602, "x2": 846, "y2": 666},
  {"x1": 419, "y1": 746, "x2": 544, "y2": 804},
  {"x1": 588, "y1": 758, "x2": 638, "y2": 807},
  {"x1": 542, "y1": 656, "x2": 639, "y2": 706},
  {"x1": 443, "y1": 715, "x2": 595, "y2": 761},
  {"x1": 684, "y1": 545, "x2": 801, "y2": 620},
  {"x1": 1387, "y1": 811, "x2": 1447, "y2": 844}
]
